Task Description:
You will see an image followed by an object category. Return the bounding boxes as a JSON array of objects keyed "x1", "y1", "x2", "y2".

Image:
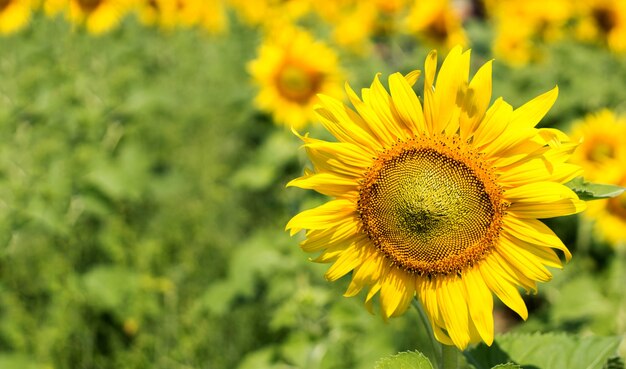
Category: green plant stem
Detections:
[
  {"x1": 411, "y1": 299, "x2": 441, "y2": 368},
  {"x1": 441, "y1": 344, "x2": 458, "y2": 369},
  {"x1": 412, "y1": 299, "x2": 461, "y2": 369}
]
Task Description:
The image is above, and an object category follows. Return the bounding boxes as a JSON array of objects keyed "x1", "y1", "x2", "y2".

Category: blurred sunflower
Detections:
[
  {"x1": 228, "y1": 0, "x2": 310, "y2": 28},
  {"x1": 575, "y1": 0, "x2": 626, "y2": 53},
  {"x1": 491, "y1": 0, "x2": 572, "y2": 66},
  {"x1": 286, "y1": 46, "x2": 585, "y2": 349},
  {"x1": 569, "y1": 110, "x2": 626, "y2": 180},
  {"x1": 405, "y1": 0, "x2": 467, "y2": 50},
  {"x1": 198, "y1": 0, "x2": 228, "y2": 34},
  {"x1": 46, "y1": 0, "x2": 131, "y2": 34},
  {"x1": 0, "y1": 0, "x2": 33, "y2": 34},
  {"x1": 570, "y1": 110, "x2": 626, "y2": 247},
  {"x1": 247, "y1": 26, "x2": 344, "y2": 129},
  {"x1": 320, "y1": 1, "x2": 377, "y2": 53},
  {"x1": 135, "y1": 0, "x2": 176, "y2": 28},
  {"x1": 311, "y1": 0, "x2": 409, "y2": 54}
]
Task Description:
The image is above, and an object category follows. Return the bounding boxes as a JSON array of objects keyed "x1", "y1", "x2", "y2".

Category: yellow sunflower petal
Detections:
[
  {"x1": 404, "y1": 70, "x2": 422, "y2": 87},
  {"x1": 507, "y1": 182, "x2": 586, "y2": 218},
  {"x1": 380, "y1": 268, "x2": 415, "y2": 319},
  {"x1": 480, "y1": 257, "x2": 529, "y2": 320},
  {"x1": 315, "y1": 95, "x2": 381, "y2": 151},
  {"x1": 423, "y1": 50, "x2": 438, "y2": 132},
  {"x1": 498, "y1": 234, "x2": 554, "y2": 282},
  {"x1": 388, "y1": 72, "x2": 427, "y2": 136},
  {"x1": 463, "y1": 268, "x2": 494, "y2": 345},
  {"x1": 287, "y1": 173, "x2": 358, "y2": 198},
  {"x1": 432, "y1": 46, "x2": 467, "y2": 134},
  {"x1": 344, "y1": 248, "x2": 383, "y2": 297},
  {"x1": 437, "y1": 277, "x2": 470, "y2": 349},
  {"x1": 300, "y1": 219, "x2": 360, "y2": 252},
  {"x1": 460, "y1": 60, "x2": 493, "y2": 141},
  {"x1": 472, "y1": 97, "x2": 514, "y2": 149},
  {"x1": 368, "y1": 74, "x2": 410, "y2": 139},
  {"x1": 502, "y1": 216, "x2": 572, "y2": 261},
  {"x1": 286, "y1": 199, "x2": 356, "y2": 235},
  {"x1": 509, "y1": 86, "x2": 559, "y2": 129},
  {"x1": 324, "y1": 240, "x2": 368, "y2": 281}
]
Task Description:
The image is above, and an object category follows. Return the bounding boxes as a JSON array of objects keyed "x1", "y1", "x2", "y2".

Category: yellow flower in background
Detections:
[
  {"x1": 0, "y1": 0, "x2": 33, "y2": 34},
  {"x1": 137, "y1": 0, "x2": 228, "y2": 33},
  {"x1": 312, "y1": 0, "x2": 409, "y2": 54},
  {"x1": 490, "y1": 0, "x2": 572, "y2": 66},
  {"x1": 45, "y1": 0, "x2": 132, "y2": 34},
  {"x1": 326, "y1": 2, "x2": 377, "y2": 53},
  {"x1": 569, "y1": 110, "x2": 626, "y2": 180},
  {"x1": 198, "y1": 0, "x2": 228, "y2": 34},
  {"x1": 287, "y1": 46, "x2": 585, "y2": 349},
  {"x1": 574, "y1": 0, "x2": 626, "y2": 53},
  {"x1": 570, "y1": 110, "x2": 626, "y2": 247},
  {"x1": 228, "y1": 0, "x2": 310, "y2": 28},
  {"x1": 248, "y1": 27, "x2": 344, "y2": 130},
  {"x1": 135, "y1": 0, "x2": 183, "y2": 28},
  {"x1": 71, "y1": 0, "x2": 131, "y2": 34},
  {"x1": 586, "y1": 171, "x2": 626, "y2": 247},
  {"x1": 406, "y1": 0, "x2": 467, "y2": 50}
]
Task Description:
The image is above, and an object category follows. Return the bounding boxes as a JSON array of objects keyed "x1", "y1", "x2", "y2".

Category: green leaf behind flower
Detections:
[
  {"x1": 565, "y1": 177, "x2": 625, "y2": 201},
  {"x1": 491, "y1": 364, "x2": 520, "y2": 369},
  {"x1": 465, "y1": 333, "x2": 621, "y2": 369},
  {"x1": 374, "y1": 351, "x2": 434, "y2": 369}
]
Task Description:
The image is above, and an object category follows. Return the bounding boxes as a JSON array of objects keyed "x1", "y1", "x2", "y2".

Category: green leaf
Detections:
[
  {"x1": 465, "y1": 333, "x2": 622, "y2": 369},
  {"x1": 492, "y1": 364, "x2": 520, "y2": 369},
  {"x1": 374, "y1": 351, "x2": 434, "y2": 369},
  {"x1": 565, "y1": 177, "x2": 625, "y2": 201}
]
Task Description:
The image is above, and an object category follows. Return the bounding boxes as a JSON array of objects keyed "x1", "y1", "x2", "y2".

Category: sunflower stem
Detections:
[
  {"x1": 441, "y1": 344, "x2": 458, "y2": 369},
  {"x1": 411, "y1": 299, "x2": 441, "y2": 368}
]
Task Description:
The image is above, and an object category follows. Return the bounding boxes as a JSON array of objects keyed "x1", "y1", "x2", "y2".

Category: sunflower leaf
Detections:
[
  {"x1": 491, "y1": 364, "x2": 520, "y2": 369},
  {"x1": 374, "y1": 351, "x2": 434, "y2": 369},
  {"x1": 465, "y1": 332, "x2": 622, "y2": 369},
  {"x1": 565, "y1": 177, "x2": 625, "y2": 201}
]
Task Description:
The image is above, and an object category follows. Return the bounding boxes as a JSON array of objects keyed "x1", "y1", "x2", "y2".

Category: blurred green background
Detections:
[{"x1": 0, "y1": 11, "x2": 625, "y2": 369}]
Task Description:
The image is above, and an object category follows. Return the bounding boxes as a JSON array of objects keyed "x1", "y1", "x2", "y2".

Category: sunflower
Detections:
[
  {"x1": 570, "y1": 110, "x2": 626, "y2": 247},
  {"x1": 286, "y1": 46, "x2": 585, "y2": 349},
  {"x1": 46, "y1": 0, "x2": 131, "y2": 34},
  {"x1": 228, "y1": 0, "x2": 310, "y2": 28},
  {"x1": 574, "y1": 0, "x2": 626, "y2": 53},
  {"x1": 491, "y1": 0, "x2": 572, "y2": 66},
  {"x1": 569, "y1": 110, "x2": 626, "y2": 180},
  {"x1": 405, "y1": 0, "x2": 467, "y2": 51},
  {"x1": 0, "y1": 0, "x2": 33, "y2": 34},
  {"x1": 136, "y1": 0, "x2": 212, "y2": 30},
  {"x1": 247, "y1": 26, "x2": 344, "y2": 129},
  {"x1": 308, "y1": 0, "x2": 410, "y2": 54},
  {"x1": 585, "y1": 172, "x2": 626, "y2": 247},
  {"x1": 135, "y1": 0, "x2": 180, "y2": 28}
]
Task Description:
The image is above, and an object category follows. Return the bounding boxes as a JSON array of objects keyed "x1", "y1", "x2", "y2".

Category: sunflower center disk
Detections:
[
  {"x1": 275, "y1": 63, "x2": 323, "y2": 104},
  {"x1": 358, "y1": 143, "x2": 503, "y2": 276}
]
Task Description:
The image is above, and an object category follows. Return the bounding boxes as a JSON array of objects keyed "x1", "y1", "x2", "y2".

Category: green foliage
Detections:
[
  {"x1": 374, "y1": 351, "x2": 434, "y2": 369},
  {"x1": 466, "y1": 333, "x2": 622, "y2": 369},
  {"x1": 565, "y1": 177, "x2": 626, "y2": 201},
  {"x1": 490, "y1": 364, "x2": 520, "y2": 369}
]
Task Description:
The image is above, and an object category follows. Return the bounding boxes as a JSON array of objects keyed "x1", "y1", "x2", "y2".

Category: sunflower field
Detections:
[{"x1": 1, "y1": 1, "x2": 626, "y2": 369}]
